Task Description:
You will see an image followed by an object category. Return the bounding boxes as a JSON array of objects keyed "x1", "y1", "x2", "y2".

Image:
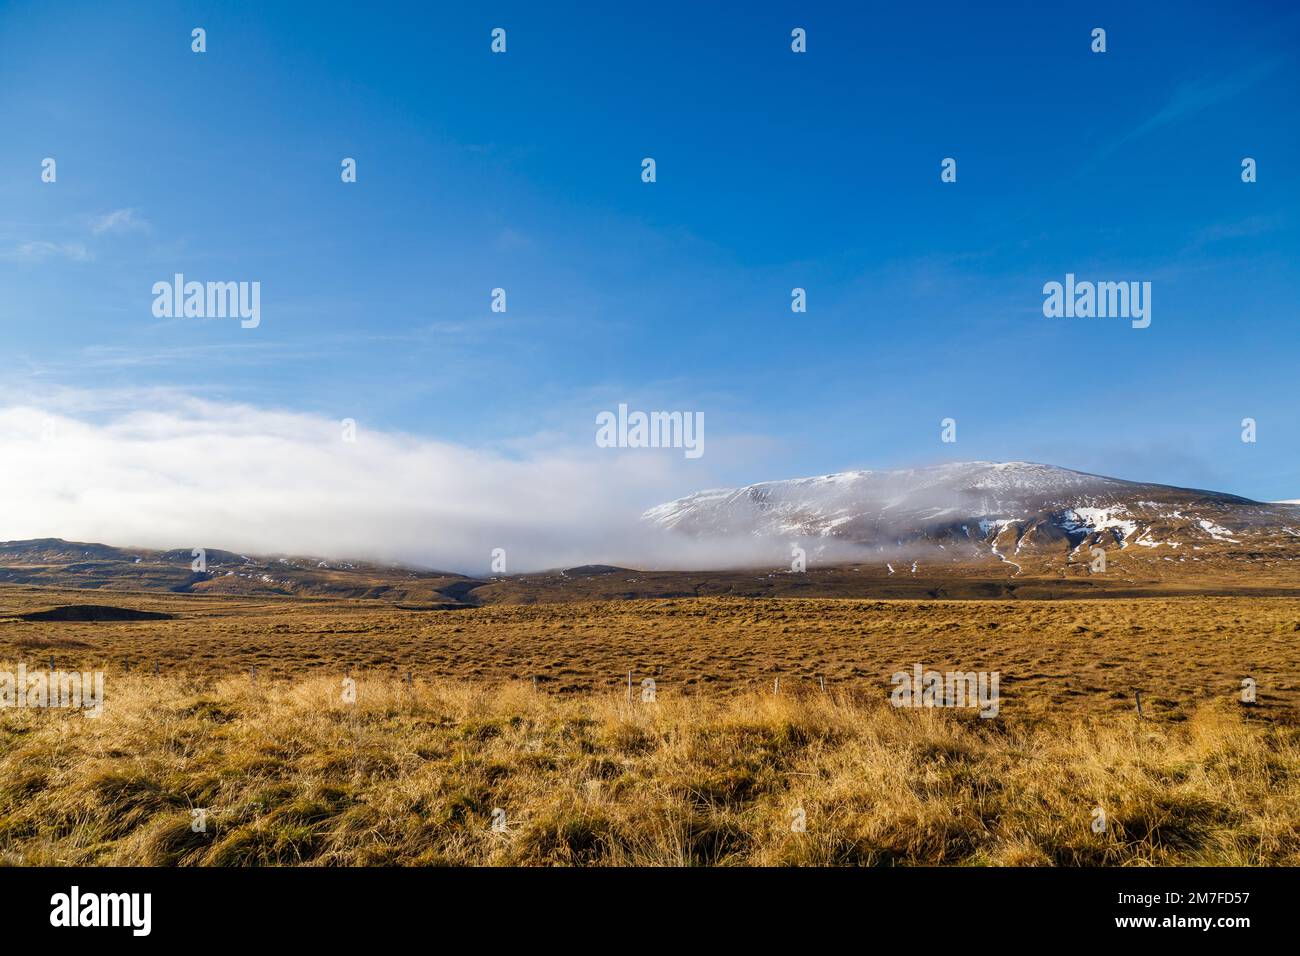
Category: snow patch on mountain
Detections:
[
  {"x1": 1197, "y1": 519, "x2": 1240, "y2": 543},
  {"x1": 643, "y1": 461, "x2": 1288, "y2": 564},
  {"x1": 1067, "y1": 507, "x2": 1139, "y2": 548}
]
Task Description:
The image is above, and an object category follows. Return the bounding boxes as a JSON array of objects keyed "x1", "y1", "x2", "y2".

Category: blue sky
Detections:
[{"x1": 2, "y1": 0, "x2": 1298, "y2": 504}]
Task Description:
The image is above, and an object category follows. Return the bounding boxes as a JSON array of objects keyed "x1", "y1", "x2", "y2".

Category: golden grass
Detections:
[
  {"x1": 3, "y1": 593, "x2": 1299, "y2": 720},
  {"x1": 2, "y1": 672, "x2": 1297, "y2": 866}
]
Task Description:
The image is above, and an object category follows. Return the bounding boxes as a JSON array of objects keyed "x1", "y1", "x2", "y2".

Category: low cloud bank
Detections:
[{"x1": 0, "y1": 394, "x2": 823, "y2": 574}]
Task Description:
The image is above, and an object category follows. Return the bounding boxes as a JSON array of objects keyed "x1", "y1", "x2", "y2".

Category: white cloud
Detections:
[
  {"x1": 1, "y1": 209, "x2": 146, "y2": 264},
  {"x1": 90, "y1": 208, "x2": 149, "y2": 235},
  {"x1": 5, "y1": 240, "x2": 92, "y2": 262},
  {"x1": 0, "y1": 392, "x2": 779, "y2": 574}
]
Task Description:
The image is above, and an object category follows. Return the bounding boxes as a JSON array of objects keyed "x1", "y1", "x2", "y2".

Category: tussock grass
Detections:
[
  {"x1": 2, "y1": 674, "x2": 1298, "y2": 866},
  {"x1": 5, "y1": 594, "x2": 1299, "y2": 713}
]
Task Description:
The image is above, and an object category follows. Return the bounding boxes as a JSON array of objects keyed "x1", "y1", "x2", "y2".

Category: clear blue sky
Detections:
[{"x1": 2, "y1": 0, "x2": 1298, "y2": 500}]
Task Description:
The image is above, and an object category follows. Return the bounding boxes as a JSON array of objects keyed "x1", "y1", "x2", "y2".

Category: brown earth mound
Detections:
[{"x1": 18, "y1": 605, "x2": 176, "y2": 622}]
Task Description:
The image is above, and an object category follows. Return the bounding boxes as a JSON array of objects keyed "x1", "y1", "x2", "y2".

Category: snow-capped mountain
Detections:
[{"x1": 643, "y1": 462, "x2": 1300, "y2": 559}]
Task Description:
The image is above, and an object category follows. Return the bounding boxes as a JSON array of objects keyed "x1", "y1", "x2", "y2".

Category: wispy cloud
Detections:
[
  {"x1": 1135, "y1": 62, "x2": 1279, "y2": 137},
  {"x1": 1181, "y1": 213, "x2": 1287, "y2": 254},
  {"x1": 55, "y1": 341, "x2": 294, "y2": 371},
  {"x1": 2, "y1": 208, "x2": 149, "y2": 264},
  {"x1": 494, "y1": 227, "x2": 535, "y2": 251},
  {"x1": 90, "y1": 208, "x2": 149, "y2": 236},
  {"x1": 1091, "y1": 56, "x2": 1287, "y2": 165},
  {"x1": 3, "y1": 240, "x2": 92, "y2": 262}
]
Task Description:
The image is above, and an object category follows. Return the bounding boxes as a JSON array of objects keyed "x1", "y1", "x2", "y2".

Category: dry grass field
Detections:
[
  {"x1": 1, "y1": 676, "x2": 1298, "y2": 866},
  {"x1": 2, "y1": 586, "x2": 1299, "y2": 865},
  {"x1": 2, "y1": 587, "x2": 1298, "y2": 718}
]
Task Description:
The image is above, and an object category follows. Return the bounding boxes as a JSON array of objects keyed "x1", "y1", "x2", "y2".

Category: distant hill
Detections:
[
  {"x1": 0, "y1": 538, "x2": 486, "y2": 605},
  {"x1": 3, "y1": 463, "x2": 1298, "y2": 605}
]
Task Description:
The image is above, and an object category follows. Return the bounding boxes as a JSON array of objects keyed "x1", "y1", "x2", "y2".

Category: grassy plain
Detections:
[{"x1": 1, "y1": 587, "x2": 1298, "y2": 865}]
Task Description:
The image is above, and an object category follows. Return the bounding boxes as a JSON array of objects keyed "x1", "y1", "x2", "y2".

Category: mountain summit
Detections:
[{"x1": 643, "y1": 461, "x2": 1300, "y2": 562}]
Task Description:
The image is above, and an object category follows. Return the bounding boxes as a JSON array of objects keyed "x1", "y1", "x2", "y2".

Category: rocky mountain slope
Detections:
[
  {"x1": 0, "y1": 538, "x2": 477, "y2": 605},
  {"x1": 644, "y1": 461, "x2": 1300, "y2": 570}
]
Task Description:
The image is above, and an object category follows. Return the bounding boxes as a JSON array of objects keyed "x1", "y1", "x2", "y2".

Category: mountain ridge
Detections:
[
  {"x1": 3, "y1": 463, "x2": 1297, "y2": 603},
  {"x1": 643, "y1": 461, "x2": 1300, "y2": 567},
  {"x1": 0, "y1": 537, "x2": 481, "y2": 604}
]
